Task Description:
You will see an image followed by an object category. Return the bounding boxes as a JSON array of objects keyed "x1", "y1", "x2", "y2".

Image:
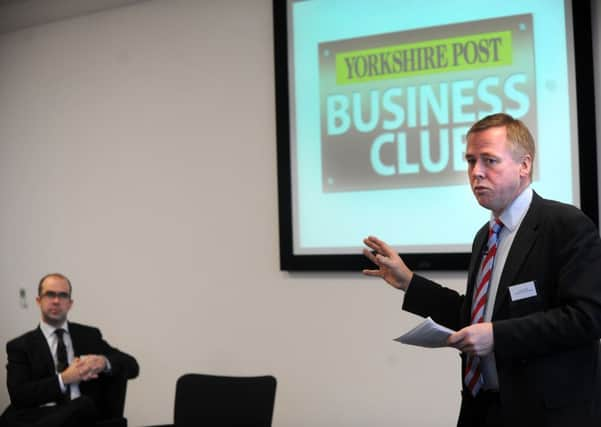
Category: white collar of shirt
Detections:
[
  {"x1": 39, "y1": 320, "x2": 69, "y2": 340},
  {"x1": 495, "y1": 186, "x2": 533, "y2": 233}
]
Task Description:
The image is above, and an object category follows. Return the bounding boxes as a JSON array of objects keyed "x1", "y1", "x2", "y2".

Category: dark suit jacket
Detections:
[
  {"x1": 403, "y1": 192, "x2": 601, "y2": 427},
  {"x1": 4, "y1": 321, "x2": 139, "y2": 422}
]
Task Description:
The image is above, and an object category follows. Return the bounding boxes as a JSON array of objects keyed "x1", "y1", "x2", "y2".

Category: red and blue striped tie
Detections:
[{"x1": 464, "y1": 219, "x2": 503, "y2": 396}]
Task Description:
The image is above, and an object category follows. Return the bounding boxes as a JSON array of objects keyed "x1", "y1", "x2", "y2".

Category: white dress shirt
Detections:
[
  {"x1": 479, "y1": 186, "x2": 533, "y2": 390},
  {"x1": 39, "y1": 320, "x2": 82, "y2": 400}
]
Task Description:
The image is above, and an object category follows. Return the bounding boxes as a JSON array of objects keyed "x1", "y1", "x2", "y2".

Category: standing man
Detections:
[
  {"x1": 2, "y1": 273, "x2": 139, "y2": 426},
  {"x1": 363, "y1": 113, "x2": 601, "y2": 427}
]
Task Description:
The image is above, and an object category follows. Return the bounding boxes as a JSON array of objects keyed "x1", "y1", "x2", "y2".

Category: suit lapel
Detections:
[
  {"x1": 67, "y1": 322, "x2": 81, "y2": 357},
  {"x1": 32, "y1": 326, "x2": 56, "y2": 374},
  {"x1": 492, "y1": 193, "x2": 542, "y2": 317},
  {"x1": 463, "y1": 225, "x2": 489, "y2": 325}
]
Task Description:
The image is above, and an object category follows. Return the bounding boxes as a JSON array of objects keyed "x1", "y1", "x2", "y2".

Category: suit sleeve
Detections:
[
  {"x1": 494, "y1": 208, "x2": 601, "y2": 361},
  {"x1": 402, "y1": 274, "x2": 466, "y2": 331},
  {"x1": 85, "y1": 327, "x2": 139, "y2": 380},
  {"x1": 6, "y1": 338, "x2": 63, "y2": 409},
  {"x1": 401, "y1": 226, "x2": 485, "y2": 331}
]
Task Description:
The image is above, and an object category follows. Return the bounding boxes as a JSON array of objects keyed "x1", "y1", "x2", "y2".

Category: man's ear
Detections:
[{"x1": 519, "y1": 154, "x2": 532, "y2": 178}]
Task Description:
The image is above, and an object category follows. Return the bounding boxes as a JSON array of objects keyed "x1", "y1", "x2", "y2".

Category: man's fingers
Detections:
[
  {"x1": 446, "y1": 324, "x2": 493, "y2": 356},
  {"x1": 362, "y1": 248, "x2": 378, "y2": 263},
  {"x1": 447, "y1": 329, "x2": 474, "y2": 353},
  {"x1": 448, "y1": 330, "x2": 465, "y2": 346},
  {"x1": 363, "y1": 236, "x2": 387, "y2": 253},
  {"x1": 362, "y1": 268, "x2": 382, "y2": 277},
  {"x1": 447, "y1": 333, "x2": 459, "y2": 346},
  {"x1": 376, "y1": 254, "x2": 394, "y2": 267},
  {"x1": 365, "y1": 235, "x2": 384, "y2": 246}
]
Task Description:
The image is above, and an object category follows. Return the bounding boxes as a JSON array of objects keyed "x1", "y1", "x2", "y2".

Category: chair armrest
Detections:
[
  {"x1": 97, "y1": 374, "x2": 129, "y2": 419},
  {"x1": 95, "y1": 417, "x2": 127, "y2": 427}
]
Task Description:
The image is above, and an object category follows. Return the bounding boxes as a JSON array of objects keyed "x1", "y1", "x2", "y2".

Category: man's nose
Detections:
[{"x1": 470, "y1": 161, "x2": 484, "y2": 179}]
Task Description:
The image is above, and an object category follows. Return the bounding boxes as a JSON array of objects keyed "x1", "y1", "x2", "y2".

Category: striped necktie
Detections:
[{"x1": 464, "y1": 219, "x2": 503, "y2": 396}]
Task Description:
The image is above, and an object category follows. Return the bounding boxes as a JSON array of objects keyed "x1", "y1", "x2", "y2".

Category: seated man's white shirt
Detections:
[{"x1": 40, "y1": 321, "x2": 82, "y2": 401}]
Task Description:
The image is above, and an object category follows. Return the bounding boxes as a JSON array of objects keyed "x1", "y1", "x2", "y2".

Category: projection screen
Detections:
[{"x1": 273, "y1": 0, "x2": 598, "y2": 271}]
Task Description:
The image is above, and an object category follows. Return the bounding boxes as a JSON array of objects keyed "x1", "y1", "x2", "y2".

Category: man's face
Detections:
[
  {"x1": 465, "y1": 126, "x2": 531, "y2": 217},
  {"x1": 36, "y1": 276, "x2": 73, "y2": 327}
]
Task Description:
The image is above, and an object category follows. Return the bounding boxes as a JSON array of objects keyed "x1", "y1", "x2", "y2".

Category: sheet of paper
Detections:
[{"x1": 394, "y1": 316, "x2": 456, "y2": 348}]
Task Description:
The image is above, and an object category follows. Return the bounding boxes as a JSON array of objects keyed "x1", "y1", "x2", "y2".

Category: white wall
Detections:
[
  {"x1": 0, "y1": 0, "x2": 598, "y2": 426},
  {"x1": 0, "y1": 1, "x2": 464, "y2": 426}
]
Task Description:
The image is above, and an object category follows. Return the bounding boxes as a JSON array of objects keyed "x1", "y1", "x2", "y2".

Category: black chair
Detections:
[
  {"x1": 0, "y1": 372, "x2": 134, "y2": 427},
  {"x1": 95, "y1": 373, "x2": 133, "y2": 426},
  {"x1": 148, "y1": 373, "x2": 277, "y2": 427}
]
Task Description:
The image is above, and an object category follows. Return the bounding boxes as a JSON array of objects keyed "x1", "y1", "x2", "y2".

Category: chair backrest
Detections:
[
  {"x1": 173, "y1": 373, "x2": 277, "y2": 427},
  {"x1": 0, "y1": 374, "x2": 132, "y2": 427}
]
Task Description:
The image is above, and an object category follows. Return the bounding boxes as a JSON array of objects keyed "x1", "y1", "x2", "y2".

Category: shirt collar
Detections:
[
  {"x1": 494, "y1": 187, "x2": 533, "y2": 232},
  {"x1": 39, "y1": 320, "x2": 69, "y2": 340}
]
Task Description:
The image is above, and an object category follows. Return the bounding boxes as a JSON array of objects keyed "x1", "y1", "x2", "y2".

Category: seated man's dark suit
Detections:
[
  {"x1": 403, "y1": 192, "x2": 601, "y2": 427},
  {"x1": 2, "y1": 322, "x2": 139, "y2": 427}
]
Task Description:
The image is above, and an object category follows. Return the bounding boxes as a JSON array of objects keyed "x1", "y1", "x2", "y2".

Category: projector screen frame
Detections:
[{"x1": 273, "y1": 0, "x2": 598, "y2": 271}]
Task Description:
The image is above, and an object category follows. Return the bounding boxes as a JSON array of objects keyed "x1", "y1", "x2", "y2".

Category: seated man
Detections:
[{"x1": 2, "y1": 273, "x2": 139, "y2": 427}]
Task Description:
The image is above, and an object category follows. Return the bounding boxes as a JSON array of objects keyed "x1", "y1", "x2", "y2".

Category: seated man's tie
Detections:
[{"x1": 55, "y1": 328, "x2": 70, "y2": 401}]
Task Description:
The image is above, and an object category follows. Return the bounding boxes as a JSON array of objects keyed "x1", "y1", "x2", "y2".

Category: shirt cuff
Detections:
[
  {"x1": 104, "y1": 356, "x2": 112, "y2": 373},
  {"x1": 57, "y1": 373, "x2": 67, "y2": 393}
]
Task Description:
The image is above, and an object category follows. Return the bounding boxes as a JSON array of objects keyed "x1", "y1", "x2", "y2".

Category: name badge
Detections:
[{"x1": 509, "y1": 281, "x2": 537, "y2": 301}]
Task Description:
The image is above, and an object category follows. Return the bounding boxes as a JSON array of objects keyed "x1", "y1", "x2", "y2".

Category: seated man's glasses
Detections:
[{"x1": 41, "y1": 291, "x2": 71, "y2": 300}]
